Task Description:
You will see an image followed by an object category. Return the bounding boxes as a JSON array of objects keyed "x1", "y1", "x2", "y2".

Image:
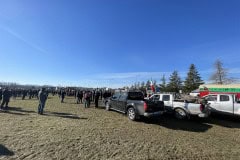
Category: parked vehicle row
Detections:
[
  {"x1": 104, "y1": 90, "x2": 211, "y2": 121},
  {"x1": 104, "y1": 89, "x2": 240, "y2": 122}
]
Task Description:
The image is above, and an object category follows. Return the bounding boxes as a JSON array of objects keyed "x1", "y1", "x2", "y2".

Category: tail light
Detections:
[
  {"x1": 200, "y1": 104, "x2": 205, "y2": 112},
  {"x1": 144, "y1": 102, "x2": 148, "y2": 111}
]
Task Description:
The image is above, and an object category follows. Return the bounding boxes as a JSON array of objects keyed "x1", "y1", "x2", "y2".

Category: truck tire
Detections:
[
  {"x1": 174, "y1": 108, "x2": 187, "y2": 120},
  {"x1": 127, "y1": 107, "x2": 136, "y2": 121},
  {"x1": 105, "y1": 102, "x2": 110, "y2": 111}
]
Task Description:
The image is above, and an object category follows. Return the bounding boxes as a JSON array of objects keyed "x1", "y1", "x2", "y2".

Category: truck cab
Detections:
[
  {"x1": 206, "y1": 94, "x2": 240, "y2": 116},
  {"x1": 149, "y1": 93, "x2": 210, "y2": 119}
]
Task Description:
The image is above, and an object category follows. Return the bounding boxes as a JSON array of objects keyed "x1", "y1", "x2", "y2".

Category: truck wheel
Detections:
[
  {"x1": 127, "y1": 107, "x2": 136, "y2": 121},
  {"x1": 174, "y1": 108, "x2": 187, "y2": 120},
  {"x1": 105, "y1": 102, "x2": 110, "y2": 111}
]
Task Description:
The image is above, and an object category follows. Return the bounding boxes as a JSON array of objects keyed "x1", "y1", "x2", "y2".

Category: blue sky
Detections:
[{"x1": 0, "y1": 0, "x2": 239, "y2": 88}]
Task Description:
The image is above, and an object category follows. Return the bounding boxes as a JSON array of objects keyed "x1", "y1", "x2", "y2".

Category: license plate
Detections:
[{"x1": 198, "y1": 113, "x2": 207, "y2": 118}]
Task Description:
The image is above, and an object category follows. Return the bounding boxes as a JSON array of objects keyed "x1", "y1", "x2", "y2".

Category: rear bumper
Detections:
[{"x1": 144, "y1": 111, "x2": 164, "y2": 117}]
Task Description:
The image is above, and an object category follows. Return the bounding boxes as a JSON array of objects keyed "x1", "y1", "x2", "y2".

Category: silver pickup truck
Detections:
[
  {"x1": 149, "y1": 93, "x2": 210, "y2": 119},
  {"x1": 206, "y1": 94, "x2": 240, "y2": 117}
]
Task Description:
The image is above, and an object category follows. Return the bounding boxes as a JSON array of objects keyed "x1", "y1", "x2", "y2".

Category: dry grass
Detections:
[{"x1": 0, "y1": 96, "x2": 240, "y2": 160}]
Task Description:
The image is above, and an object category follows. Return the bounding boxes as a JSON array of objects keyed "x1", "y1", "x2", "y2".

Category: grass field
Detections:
[{"x1": 0, "y1": 96, "x2": 240, "y2": 160}]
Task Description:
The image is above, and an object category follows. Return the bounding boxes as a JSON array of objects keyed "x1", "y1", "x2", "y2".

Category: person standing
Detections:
[
  {"x1": 79, "y1": 91, "x2": 83, "y2": 103},
  {"x1": 84, "y1": 91, "x2": 91, "y2": 108},
  {"x1": 92, "y1": 90, "x2": 95, "y2": 103},
  {"x1": 0, "y1": 88, "x2": 11, "y2": 110},
  {"x1": 94, "y1": 90, "x2": 100, "y2": 108},
  {"x1": 100, "y1": 90, "x2": 103, "y2": 100},
  {"x1": 38, "y1": 88, "x2": 48, "y2": 115},
  {"x1": 61, "y1": 89, "x2": 66, "y2": 103},
  {"x1": 76, "y1": 90, "x2": 81, "y2": 104},
  {"x1": 22, "y1": 90, "x2": 27, "y2": 100},
  {"x1": 0, "y1": 88, "x2": 2, "y2": 105},
  {"x1": 84, "y1": 91, "x2": 88, "y2": 108},
  {"x1": 87, "y1": 91, "x2": 91, "y2": 107}
]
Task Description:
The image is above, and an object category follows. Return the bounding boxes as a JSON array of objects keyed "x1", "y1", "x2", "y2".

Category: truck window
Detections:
[
  {"x1": 128, "y1": 92, "x2": 144, "y2": 100},
  {"x1": 162, "y1": 95, "x2": 170, "y2": 101},
  {"x1": 112, "y1": 93, "x2": 121, "y2": 100},
  {"x1": 119, "y1": 92, "x2": 128, "y2": 101},
  {"x1": 207, "y1": 95, "x2": 217, "y2": 101},
  {"x1": 220, "y1": 95, "x2": 229, "y2": 102},
  {"x1": 152, "y1": 95, "x2": 160, "y2": 101}
]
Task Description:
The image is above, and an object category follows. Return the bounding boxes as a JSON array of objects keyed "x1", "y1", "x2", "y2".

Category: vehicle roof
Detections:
[
  {"x1": 208, "y1": 94, "x2": 234, "y2": 95},
  {"x1": 115, "y1": 89, "x2": 142, "y2": 92}
]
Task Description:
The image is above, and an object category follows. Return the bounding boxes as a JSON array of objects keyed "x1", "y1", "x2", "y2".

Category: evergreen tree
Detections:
[
  {"x1": 146, "y1": 80, "x2": 150, "y2": 88},
  {"x1": 167, "y1": 71, "x2": 182, "y2": 92},
  {"x1": 184, "y1": 64, "x2": 204, "y2": 93},
  {"x1": 141, "y1": 81, "x2": 145, "y2": 88},
  {"x1": 130, "y1": 85, "x2": 134, "y2": 89},
  {"x1": 137, "y1": 82, "x2": 140, "y2": 89},
  {"x1": 159, "y1": 75, "x2": 167, "y2": 92}
]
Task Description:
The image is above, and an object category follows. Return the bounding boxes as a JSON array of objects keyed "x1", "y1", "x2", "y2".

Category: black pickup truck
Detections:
[{"x1": 105, "y1": 90, "x2": 165, "y2": 121}]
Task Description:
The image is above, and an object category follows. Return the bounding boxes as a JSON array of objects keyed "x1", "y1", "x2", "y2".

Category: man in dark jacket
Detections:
[
  {"x1": 0, "y1": 88, "x2": 11, "y2": 110},
  {"x1": 76, "y1": 90, "x2": 81, "y2": 104},
  {"x1": 38, "y1": 88, "x2": 48, "y2": 115},
  {"x1": 61, "y1": 89, "x2": 66, "y2": 103},
  {"x1": 94, "y1": 91, "x2": 100, "y2": 108},
  {"x1": 0, "y1": 88, "x2": 2, "y2": 104}
]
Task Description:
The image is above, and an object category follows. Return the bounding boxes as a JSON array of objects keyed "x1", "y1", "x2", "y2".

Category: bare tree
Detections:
[{"x1": 210, "y1": 59, "x2": 229, "y2": 84}]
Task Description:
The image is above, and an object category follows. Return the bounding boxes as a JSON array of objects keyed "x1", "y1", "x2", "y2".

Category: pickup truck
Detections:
[
  {"x1": 105, "y1": 90, "x2": 165, "y2": 121},
  {"x1": 206, "y1": 94, "x2": 240, "y2": 116},
  {"x1": 149, "y1": 93, "x2": 210, "y2": 119}
]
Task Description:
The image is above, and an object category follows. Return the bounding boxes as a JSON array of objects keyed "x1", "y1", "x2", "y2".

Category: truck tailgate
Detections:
[{"x1": 145, "y1": 100, "x2": 165, "y2": 112}]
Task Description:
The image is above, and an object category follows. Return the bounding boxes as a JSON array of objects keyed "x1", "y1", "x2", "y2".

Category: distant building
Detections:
[{"x1": 199, "y1": 84, "x2": 240, "y2": 97}]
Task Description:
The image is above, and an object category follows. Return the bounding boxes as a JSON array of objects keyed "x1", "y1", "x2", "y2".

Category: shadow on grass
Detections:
[
  {"x1": 0, "y1": 106, "x2": 34, "y2": 116},
  {"x1": 43, "y1": 111, "x2": 88, "y2": 120},
  {"x1": 140, "y1": 115, "x2": 213, "y2": 133},
  {"x1": 206, "y1": 113, "x2": 240, "y2": 128},
  {"x1": 0, "y1": 110, "x2": 27, "y2": 116},
  {"x1": 141, "y1": 112, "x2": 240, "y2": 132},
  {"x1": 8, "y1": 107, "x2": 36, "y2": 114},
  {"x1": 0, "y1": 106, "x2": 37, "y2": 116},
  {"x1": 0, "y1": 144, "x2": 14, "y2": 156}
]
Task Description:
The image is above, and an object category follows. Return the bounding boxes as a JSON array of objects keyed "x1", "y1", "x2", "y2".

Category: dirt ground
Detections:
[{"x1": 0, "y1": 96, "x2": 240, "y2": 160}]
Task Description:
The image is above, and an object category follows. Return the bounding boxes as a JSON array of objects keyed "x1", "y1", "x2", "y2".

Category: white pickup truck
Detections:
[
  {"x1": 206, "y1": 94, "x2": 240, "y2": 116},
  {"x1": 149, "y1": 93, "x2": 210, "y2": 119}
]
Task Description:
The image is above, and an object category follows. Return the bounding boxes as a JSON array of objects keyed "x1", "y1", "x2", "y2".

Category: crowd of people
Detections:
[
  {"x1": 57, "y1": 88, "x2": 112, "y2": 108},
  {"x1": 0, "y1": 87, "x2": 113, "y2": 115}
]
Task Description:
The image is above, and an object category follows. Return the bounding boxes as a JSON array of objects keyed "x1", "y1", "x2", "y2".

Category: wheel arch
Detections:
[{"x1": 174, "y1": 107, "x2": 190, "y2": 119}]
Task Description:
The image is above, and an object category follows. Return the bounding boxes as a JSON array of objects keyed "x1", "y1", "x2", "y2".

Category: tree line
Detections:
[{"x1": 129, "y1": 59, "x2": 238, "y2": 94}]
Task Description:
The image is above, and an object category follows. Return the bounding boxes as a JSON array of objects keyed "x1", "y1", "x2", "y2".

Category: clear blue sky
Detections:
[{"x1": 0, "y1": 0, "x2": 239, "y2": 88}]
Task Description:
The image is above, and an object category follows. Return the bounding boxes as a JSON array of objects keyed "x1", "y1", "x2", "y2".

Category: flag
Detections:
[{"x1": 150, "y1": 80, "x2": 155, "y2": 93}]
